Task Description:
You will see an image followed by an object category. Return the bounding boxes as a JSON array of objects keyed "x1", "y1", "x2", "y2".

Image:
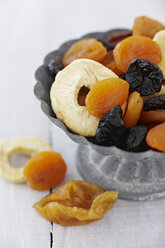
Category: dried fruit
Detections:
[
  {"x1": 142, "y1": 85, "x2": 165, "y2": 102},
  {"x1": 140, "y1": 110, "x2": 165, "y2": 124},
  {"x1": 125, "y1": 59, "x2": 163, "y2": 96},
  {"x1": 95, "y1": 105, "x2": 125, "y2": 146},
  {"x1": 146, "y1": 122, "x2": 165, "y2": 152},
  {"x1": 86, "y1": 78, "x2": 129, "y2": 117},
  {"x1": 153, "y1": 30, "x2": 165, "y2": 78},
  {"x1": 62, "y1": 38, "x2": 107, "y2": 67},
  {"x1": 121, "y1": 100, "x2": 127, "y2": 116},
  {"x1": 101, "y1": 51, "x2": 123, "y2": 75},
  {"x1": 97, "y1": 39, "x2": 114, "y2": 51},
  {"x1": 107, "y1": 30, "x2": 132, "y2": 46},
  {"x1": 24, "y1": 151, "x2": 66, "y2": 190},
  {"x1": 113, "y1": 36, "x2": 162, "y2": 73},
  {"x1": 107, "y1": 61, "x2": 123, "y2": 76},
  {"x1": 33, "y1": 180, "x2": 118, "y2": 226},
  {"x1": 143, "y1": 95, "x2": 165, "y2": 111},
  {"x1": 0, "y1": 137, "x2": 52, "y2": 183},
  {"x1": 133, "y1": 16, "x2": 165, "y2": 38},
  {"x1": 123, "y1": 91, "x2": 143, "y2": 128},
  {"x1": 47, "y1": 60, "x2": 63, "y2": 75},
  {"x1": 50, "y1": 59, "x2": 118, "y2": 136},
  {"x1": 121, "y1": 126, "x2": 148, "y2": 152},
  {"x1": 101, "y1": 50, "x2": 114, "y2": 67}
]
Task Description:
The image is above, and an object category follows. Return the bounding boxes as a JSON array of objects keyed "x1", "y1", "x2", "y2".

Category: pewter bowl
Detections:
[{"x1": 34, "y1": 29, "x2": 165, "y2": 201}]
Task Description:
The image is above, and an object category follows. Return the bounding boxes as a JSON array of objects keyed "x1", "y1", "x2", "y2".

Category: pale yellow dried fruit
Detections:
[
  {"x1": 0, "y1": 137, "x2": 52, "y2": 183},
  {"x1": 50, "y1": 59, "x2": 118, "y2": 136},
  {"x1": 153, "y1": 30, "x2": 165, "y2": 78},
  {"x1": 33, "y1": 179, "x2": 118, "y2": 226}
]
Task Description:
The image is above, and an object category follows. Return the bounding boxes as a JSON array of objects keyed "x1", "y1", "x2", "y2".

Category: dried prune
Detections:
[
  {"x1": 107, "y1": 30, "x2": 132, "y2": 46},
  {"x1": 125, "y1": 59, "x2": 163, "y2": 96},
  {"x1": 95, "y1": 105, "x2": 125, "y2": 146},
  {"x1": 121, "y1": 126, "x2": 148, "y2": 152},
  {"x1": 119, "y1": 74, "x2": 126, "y2": 80},
  {"x1": 48, "y1": 60, "x2": 63, "y2": 75},
  {"x1": 143, "y1": 95, "x2": 165, "y2": 111},
  {"x1": 97, "y1": 39, "x2": 114, "y2": 51}
]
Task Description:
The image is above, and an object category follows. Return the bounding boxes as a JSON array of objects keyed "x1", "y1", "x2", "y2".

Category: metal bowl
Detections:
[{"x1": 34, "y1": 29, "x2": 165, "y2": 201}]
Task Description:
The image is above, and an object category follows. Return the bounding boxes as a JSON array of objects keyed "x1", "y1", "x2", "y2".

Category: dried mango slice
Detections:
[
  {"x1": 33, "y1": 180, "x2": 118, "y2": 226},
  {"x1": 0, "y1": 137, "x2": 52, "y2": 183}
]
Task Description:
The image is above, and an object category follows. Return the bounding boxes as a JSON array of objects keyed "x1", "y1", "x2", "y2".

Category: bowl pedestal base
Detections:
[{"x1": 76, "y1": 145, "x2": 165, "y2": 201}]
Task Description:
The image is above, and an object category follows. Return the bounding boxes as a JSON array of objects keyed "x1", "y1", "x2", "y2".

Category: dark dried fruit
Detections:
[
  {"x1": 121, "y1": 126, "x2": 148, "y2": 152},
  {"x1": 48, "y1": 60, "x2": 63, "y2": 75},
  {"x1": 95, "y1": 105, "x2": 125, "y2": 146},
  {"x1": 97, "y1": 39, "x2": 114, "y2": 51},
  {"x1": 125, "y1": 59, "x2": 163, "y2": 96},
  {"x1": 107, "y1": 30, "x2": 132, "y2": 46},
  {"x1": 119, "y1": 74, "x2": 126, "y2": 80},
  {"x1": 143, "y1": 95, "x2": 165, "y2": 111}
]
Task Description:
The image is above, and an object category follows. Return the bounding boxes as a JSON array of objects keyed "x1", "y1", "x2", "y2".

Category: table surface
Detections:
[{"x1": 1, "y1": 0, "x2": 165, "y2": 247}]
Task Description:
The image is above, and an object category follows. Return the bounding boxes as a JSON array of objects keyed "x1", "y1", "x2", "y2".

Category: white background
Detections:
[{"x1": 0, "y1": 0, "x2": 165, "y2": 247}]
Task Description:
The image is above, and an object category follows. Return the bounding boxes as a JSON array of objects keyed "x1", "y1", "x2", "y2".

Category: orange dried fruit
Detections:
[
  {"x1": 24, "y1": 151, "x2": 67, "y2": 191},
  {"x1": 146, "y1": 122, "x2": 165, "y2": 152},
  {"x1": 133, "y1": 16, "x2": 165, "y2": 39},
  {"x1": 101, "y1": 51, "x2": 123, "y2": 76},
  {"x1": 86, "y1": 78, "x2": 129, "y2": 118},
  {"x1": 121, "y1": 100, "x2": 127, "y2": 116},
  {"x1": 113, "y1": 36, "x2": 162, "y2": 73},
  {"x1": 101, "y1": 50, "x2": 114, "y2": 67},
  {"x1": 33, "y1": 180, "x2": 118, "y2": 226},
  {"x1": 140, "y1": 109, "x2": 165, "y2": 124},
  {"x1": 123, "y1": 91, "x2": 143, "y2": 128},
  {"x1": 62, "y1": 38, "x2": 107, "y2": 67}
]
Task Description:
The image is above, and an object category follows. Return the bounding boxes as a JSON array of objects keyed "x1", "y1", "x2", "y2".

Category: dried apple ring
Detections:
[
  {"x1": 33, "y1": 180, "x2": 118, "y2": 226},
  {"x1": 0, "y1": 137, "x2": 52, "y2": 183},
  {"x1": 153, "y1": 30, "x2": 165, "y2": 78},
  {"x1": 50, "y1": 59, "x2": 118, "y2": 136}
]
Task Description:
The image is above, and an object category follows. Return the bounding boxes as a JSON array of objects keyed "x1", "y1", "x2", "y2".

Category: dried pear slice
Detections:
[
  {"x1": 153, "y1": 30, "x2": 165, "y2": 78},
  {"x1": 50, "y1": 59, "x2": 118, "y2": 136},
  {"x1": 0, "y1": 137, "x2": 52, "y2": 183},
  {"x1": 33, "y1": 179, "x2": 118, "y2": 226}
]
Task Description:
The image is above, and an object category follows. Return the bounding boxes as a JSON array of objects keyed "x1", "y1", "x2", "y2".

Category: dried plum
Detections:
[
  {"x1": 121, "y1": 126, "x2": 148, "y2": 152},
  {"x1": 119, "y1": 74, "x2": 126, "y2": 80},
  {"x1": 97, "y1": 39, "x2": 114, "y2": 51},
  {"x1": 48, "y1": 59, "x2": 63, "y2": 75},
  {"x1": 107, "y1": 30, "x2": 132, "y2": 46},
  {"x1": 95, "y1": 105, "x2": 125, "y2": 146},
  {"x1": 125, "y1": 59, "x2": 163, "y2": 96},
  {"x1": 143, "y1": 95, "x2": 165, "y2": 111}
]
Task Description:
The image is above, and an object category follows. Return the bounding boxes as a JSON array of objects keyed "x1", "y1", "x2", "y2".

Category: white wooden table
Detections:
[{"x1": 0, "y1": 0, "x2": 165, "y2": 247}]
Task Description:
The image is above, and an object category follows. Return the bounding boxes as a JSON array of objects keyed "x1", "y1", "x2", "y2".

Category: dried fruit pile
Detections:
[{"x1": 50, "y1": 16, "x2": 165, "y2": 153}]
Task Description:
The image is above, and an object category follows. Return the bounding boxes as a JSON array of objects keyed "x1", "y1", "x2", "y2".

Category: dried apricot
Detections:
[
  {"x1": 133, "y1": 16, "x2": 165, "y2": 39},
  {"x1": 123, "y1": 91, "x2": 143, "y2": 128},
  {"x1": 24, "y1": 151, "x2": 67, "y2": 190},
  {"x1": 86, "y1": 78, "x2": 129, "y2": 117},
  {"x1": 121, "y1": 100, "x2": 127, "y2": 116},
  {"x1": 140, "y1": 109, "x2": 165, "y2": 124},
  {"x1": 113, "y1": 36, "x2": 162, "y2": 73},
  {"x1": 101, "y1": 50, "x2": 114, "y2": 67},
  {"x1": 62, "y1": 38, "x2": 107, "y2": 67},
  {"x1": 146, "y1": 122, "x2": 165, "y2": 152},
  {"x1": 101, "y1": 51, "x2": 123, "y2": 75}
]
